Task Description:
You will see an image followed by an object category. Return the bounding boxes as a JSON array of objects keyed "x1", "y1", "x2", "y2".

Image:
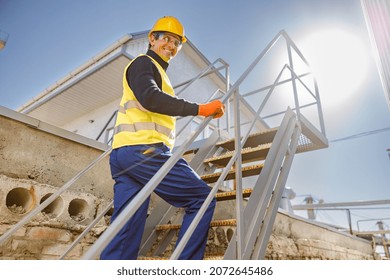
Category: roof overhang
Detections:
[
  {"x1": 17, "y1": 34, "x2": 134, "y2": 127},
  {"x1": 20, "y1": 51, "x2": 132, "y2": 126}
]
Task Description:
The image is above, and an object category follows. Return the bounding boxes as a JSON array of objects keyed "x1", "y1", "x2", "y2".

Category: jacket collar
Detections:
[{"x1": 147, "y1": 49, "x2": 169, "y2": 71}]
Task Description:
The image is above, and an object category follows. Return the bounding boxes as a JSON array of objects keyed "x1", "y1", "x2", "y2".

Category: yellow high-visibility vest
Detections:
[{"x1": 112, "y1": 55, "x2": 175, "y2": 149}]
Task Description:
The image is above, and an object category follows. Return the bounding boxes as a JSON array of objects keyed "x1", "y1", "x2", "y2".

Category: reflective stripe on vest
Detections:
[
  {"x1": 118, "y1": 100, "x2": 147, "y2": 113},
  {"x1": 114, "y1": 122, "x2": 174, "y2": 140}
]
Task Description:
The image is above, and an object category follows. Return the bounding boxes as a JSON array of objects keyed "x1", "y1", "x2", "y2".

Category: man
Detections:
[{"x1": 100, "y1": 16, "x2": 225, "y2": 260}]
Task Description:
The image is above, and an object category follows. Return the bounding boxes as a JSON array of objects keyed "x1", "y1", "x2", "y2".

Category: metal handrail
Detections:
[
  {"x1": 233, "y1": 88, "x2": 244, "y2": 258},
  {"x1": 174, "y1": 58, "x2": 229, "y2": 96},
  {"x1": 357, "y1": 217, "x2": 390, "y2": 232},
  {"x1": 175, "y1": 88, "x2": 225, "y2": 137},
  {"x1": 241, "y1": 72, "x2": 312, "y2": 98},
  {"x1": 95, "y1": 110, "x2": 117, "y2": 141}
]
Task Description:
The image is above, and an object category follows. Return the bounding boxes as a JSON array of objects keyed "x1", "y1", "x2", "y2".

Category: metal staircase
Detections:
[
  {"x1": 136, "y1": 106, "x2": 324, "y2": 260},
  {"x1": 139, "y1": 108, "x2": 301, "y2": 259},
  {"x1": 0, "y1": 30, "x2": 328, "y2": 260}
]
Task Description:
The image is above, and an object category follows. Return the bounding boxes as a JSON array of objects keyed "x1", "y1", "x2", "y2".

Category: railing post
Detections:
[
  {"x1": 377, "y1": 221, "x2": 390, "y2": 258},
  {"x1": 225, "y1": 62, "x2": 231, "y2": 134},
  {"x1": 233, "y1": 89, "x2": 244, "y2": 259},
  {"x1": 346, "y1": 209, "x2": 353, "y2": 235},
  {"x1": 96, "y1": 110, "x2": 117, "y2": 142},
  {"x1": 286, "y1": 41, "x2": 301, "y2": 120},
  {"x1": 313, "y1": 76, "x2": 326, "y2": 136}
]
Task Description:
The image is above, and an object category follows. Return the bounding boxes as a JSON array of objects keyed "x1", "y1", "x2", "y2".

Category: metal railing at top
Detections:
[
  {"x1": 292, "y1": 204, "x2": 390, "y2": 234},
  {"x1": 240, "y1": 31, "x2": 325, "y2": 138},
  {"x1": 357, "y1": 217, "x2": 390, "y2": 233}
]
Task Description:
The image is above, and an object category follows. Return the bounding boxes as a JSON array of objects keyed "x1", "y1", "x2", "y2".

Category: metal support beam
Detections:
[
  {"x1": 293, "y1": 199, "x2": 390, "y2": 210},
  {"x1": 377, "y1": 221, "x2": 390, "y2": 258},
  {"x1": 233, "y1": 89, "x2": 244, "y2": 259}
]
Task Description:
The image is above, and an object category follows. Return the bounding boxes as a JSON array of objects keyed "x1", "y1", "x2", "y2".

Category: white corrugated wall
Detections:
[{"x1": 361, "y1": 0, "x2": 390, "y2": 110}]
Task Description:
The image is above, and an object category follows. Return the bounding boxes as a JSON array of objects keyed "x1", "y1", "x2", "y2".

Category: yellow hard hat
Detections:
[{"x1": 149, "y1": 16, "x2": 187, "y2": 43}]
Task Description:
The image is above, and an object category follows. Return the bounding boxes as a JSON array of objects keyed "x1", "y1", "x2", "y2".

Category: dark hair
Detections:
[{"x1": 148, "y1": 32, "x2": 163, "y2": 49}]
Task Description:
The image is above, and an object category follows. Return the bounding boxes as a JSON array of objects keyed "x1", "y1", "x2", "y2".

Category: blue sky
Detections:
[{"x1": 1, "y1": 0, "x2": 389, "y2": 231}]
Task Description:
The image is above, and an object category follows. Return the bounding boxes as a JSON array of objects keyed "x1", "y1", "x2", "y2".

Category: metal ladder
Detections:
[{"x1": 0, "y1": 30, "x2": 328, "y2": 260}]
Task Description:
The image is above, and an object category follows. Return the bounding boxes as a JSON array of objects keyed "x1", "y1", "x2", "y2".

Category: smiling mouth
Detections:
[{"x1": 163, "y1": 49, "x2": 174, "y2": 57}]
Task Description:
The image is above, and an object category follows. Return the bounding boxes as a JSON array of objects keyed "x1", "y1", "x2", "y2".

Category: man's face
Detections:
[{"x1": 149, "y1": 32, "x2": 182, "y2": 62}]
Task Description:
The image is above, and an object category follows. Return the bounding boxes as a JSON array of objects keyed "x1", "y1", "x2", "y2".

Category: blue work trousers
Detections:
[{"x1": 100, "y1": 143, "x2": 216, "y2": 260}]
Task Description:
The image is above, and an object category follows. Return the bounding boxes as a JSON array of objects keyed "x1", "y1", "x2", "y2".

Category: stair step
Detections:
[
  {"x1": 204, "y1": 143, "x2": 271, "y2": 167},
  {"x1": 156, "y1": 219, "x2": 237, "y2": 231},
  {"x1": 216, "y1": 188, "x2": 252, "y2": 201},
  {"x1": 201, "y1": 164, "x2": 263, "y2": 184},
  {"x1": 217, "y1": 128, "x2": 278, "y2": 151}
]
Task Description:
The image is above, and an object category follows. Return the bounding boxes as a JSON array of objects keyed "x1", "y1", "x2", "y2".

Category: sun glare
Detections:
[{"x1": 298, "y1": 27, "x2": 370, "y2": 107}]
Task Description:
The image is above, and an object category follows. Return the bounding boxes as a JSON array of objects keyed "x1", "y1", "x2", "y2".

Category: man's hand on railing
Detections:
[{"x1": 198, "y1": 100, "x2": 225, "y2": 119}]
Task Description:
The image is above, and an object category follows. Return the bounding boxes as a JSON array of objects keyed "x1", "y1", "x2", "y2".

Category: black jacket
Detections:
[{"x1": 126, "y1": 49, "x2": 199, "y2": 117}]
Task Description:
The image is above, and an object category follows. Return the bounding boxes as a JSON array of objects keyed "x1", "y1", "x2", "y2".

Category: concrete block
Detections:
[
  {"x1": 272, "y1": 213, "x2": 292, "y2": 236},
  {"x1": 267, "y1": 234, "x2": 298, "y2": 258},
  {"x1": 11, "y1": 239, "x2": 43, "y2": 255},
  {"x1": 43, "y1": 242, "x2": 66, "y2": 256},
  {"x1": 0, "y1": 224, "x2": 26, "y2": 237},
  {"x1": 0, "y1": 174, "x2": 103, "y2": 226},
  {"x1": 28, "y1": 227, "x2": 72, "y2": 242},
  {"x1": 60, "y1": 243, "x2": 84, "y2": 259},
  {"x1": 0, "y1": 113, "x2": 113, "y2": 199}
]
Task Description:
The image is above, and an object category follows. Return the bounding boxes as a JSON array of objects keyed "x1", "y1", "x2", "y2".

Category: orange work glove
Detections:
[{"x1": 198, "y1": 100, "x2": 225, "y2": 119}]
